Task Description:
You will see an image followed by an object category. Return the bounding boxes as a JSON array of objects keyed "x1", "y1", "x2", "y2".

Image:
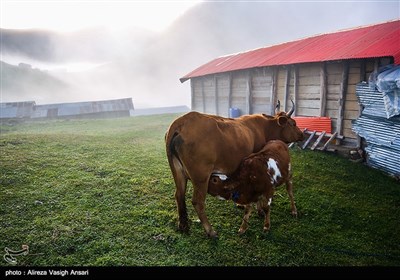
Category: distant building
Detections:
[
  {"x1": 0, "y1": 98, "x2": 134, "y2": 120},
  {"x1": 31, "y1": 98, "x2": 134, "y2": 119},
  {"x1": 0, "y1": 101, "x2": 36, "y2": 120}
]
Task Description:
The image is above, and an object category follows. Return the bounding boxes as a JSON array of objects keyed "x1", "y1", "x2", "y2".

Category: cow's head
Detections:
[{"x1": 268, "y1": 100, "x2": 304, "y2": 143}]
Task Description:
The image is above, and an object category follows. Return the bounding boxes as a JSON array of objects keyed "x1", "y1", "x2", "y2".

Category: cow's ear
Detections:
[{"x1": 277, "y1": 116, "x2": 288, "y2": 127}]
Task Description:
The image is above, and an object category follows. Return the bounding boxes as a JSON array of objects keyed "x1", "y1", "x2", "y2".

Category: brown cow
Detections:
[
  {"x1": 208, "y1": 140, "x2": 296, "y2": 234},
  {"x1": 165, "y1": 101, "x2": 304, "y2": 238}
]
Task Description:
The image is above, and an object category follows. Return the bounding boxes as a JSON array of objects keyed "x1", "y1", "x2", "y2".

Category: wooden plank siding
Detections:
[
  {"x1": 251, "y1": 68, "x2": 273, "y2": 114},
  {"x1": 189, "y1": 57, "x2": 392, "y2": 146}
]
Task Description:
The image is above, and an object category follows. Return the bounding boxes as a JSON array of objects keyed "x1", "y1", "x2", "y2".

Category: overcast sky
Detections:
[{"x1": 0, "y1": 0, "x2": 202, "y2": 32}]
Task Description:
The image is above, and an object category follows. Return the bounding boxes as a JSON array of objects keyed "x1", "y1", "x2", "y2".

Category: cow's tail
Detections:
[{"x1": 165, "y1": 119, "x2": 185, "y2": 180}]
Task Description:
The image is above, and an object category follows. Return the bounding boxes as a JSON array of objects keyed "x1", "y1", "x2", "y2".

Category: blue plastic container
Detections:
[{"x1": 229, "y1": 107, "x2": 241, "y2": 118}]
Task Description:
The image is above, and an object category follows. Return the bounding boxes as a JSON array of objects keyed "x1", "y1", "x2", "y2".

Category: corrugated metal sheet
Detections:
[
  {"x1": 181, "y1": 20, "x2": 400, "y2": 82},
  {"x1": 352, "y1": 83, "x2": 400, "y2": 178},
  {"x1": 293, "y1": 117, "x2": 332, "y2": 134}
]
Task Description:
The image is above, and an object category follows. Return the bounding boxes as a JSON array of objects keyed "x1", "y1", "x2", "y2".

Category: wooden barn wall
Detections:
[
  {"x1": 251, "y1": 67, "x2": 273, "y2": 114},
  {"x1": 203, "y1": 75, "x2": 217, "y2": 114},
  {"x1": 190, "y1": 57, "x2": 392, "y2": 146},
  {"x1": 191, "y1": 78, "x2": 203, "y2": 112},
  {"x1": 216, "y1": 74, "x2": 230, "y2": 117},
  {"x1": 231, "y1": 71, "x2": 250, "y2": 115},
  {"x1": 296, "y1": 64, "x2": 321, "y2": 116}
]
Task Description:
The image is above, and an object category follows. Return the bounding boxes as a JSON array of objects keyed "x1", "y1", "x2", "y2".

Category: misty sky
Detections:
[
  {"x1": 1, "y1": 0, "x2": 399, "y2": 108},
  {"x1": 1, "y1": 0, "x2": 202, "y2": 32}
]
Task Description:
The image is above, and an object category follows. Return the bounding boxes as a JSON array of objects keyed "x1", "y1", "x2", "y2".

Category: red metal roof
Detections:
[{"x1": 180, "y1": 20, "x2": 400, "y2": 82}]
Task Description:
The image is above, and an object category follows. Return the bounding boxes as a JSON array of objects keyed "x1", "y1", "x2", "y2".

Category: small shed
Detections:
[
  {"x1": 31, "y1": 98, "x2": 134, "y2": 119},
  {"x1": 180, "y1": 20, "x2": 400, "y2": 147}
]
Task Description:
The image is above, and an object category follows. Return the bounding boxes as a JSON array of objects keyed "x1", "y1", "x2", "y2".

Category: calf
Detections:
[
  {"x1": 208, "y1": 140, "x2": 297, "y2": 234},
  {"x1": 166, "y1": 101, "x2": 304, "y2": 237}
]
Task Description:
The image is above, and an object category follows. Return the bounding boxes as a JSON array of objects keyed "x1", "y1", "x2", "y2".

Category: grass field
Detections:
[{"x1": 1, "y1": 114, "x2": 400, "y2": 266}]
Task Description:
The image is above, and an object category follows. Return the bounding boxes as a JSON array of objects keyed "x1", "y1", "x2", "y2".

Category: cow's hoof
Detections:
[
  {"x1": 207, "y1": 230, "x2": 218, "y2": 239},
  {"x1": 291, "y1": 211, "x2": 298, "y2": 218},
  {"x1": 263, "y1": 226, "x2": 270, "y2": 232},
  {"x1": 235, "y1": 203, "x2": 245, "y2": 209},
  {"x1": 238, "y1": 228, "x2": 247, "y2": 235},
  {"x1": 178, "y1": 222, "x2": 189, "y2": 233}
]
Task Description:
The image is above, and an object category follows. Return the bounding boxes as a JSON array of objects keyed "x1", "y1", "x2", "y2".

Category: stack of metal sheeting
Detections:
[{"x1": 352, "y1": 82, "x2": 400, "y2": 178}]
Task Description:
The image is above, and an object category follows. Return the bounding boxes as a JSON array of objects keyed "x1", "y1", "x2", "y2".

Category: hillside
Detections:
[{"x1": 0, "y1": 61, "x2": 70, "y2": 103}]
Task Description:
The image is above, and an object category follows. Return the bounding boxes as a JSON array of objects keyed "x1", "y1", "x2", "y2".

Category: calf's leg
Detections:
[
  {"x1": 238, "y1": 204, "x2": 252, "y2": 234},
  {"x1": 285, "y1": 179, "x2": 297, "y2": 217},
  {"x1": 262, "y1": 196, "x2": 272, "y2": 232}
]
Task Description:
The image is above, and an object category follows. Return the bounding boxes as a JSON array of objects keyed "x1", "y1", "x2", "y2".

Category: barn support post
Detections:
[
  {"x1": 201, "y1": 77, "x2": 206, "y2": 113},
  {"x1": 283, "y1": 66, "x2": 291, "y2": 112},
  {"x1": 374, "y1": 58, "x2": 380, "y2": 72},
  {"x1": 214, "y1": 75, "x2": 218, "y2": 115},
  {"x1": 246, "y1": 70, "x2": 252, "y2": 114},
  {"x1": 357, "y1": 59, "x2": 366, "y2": 147},
  {"x1": 228, "y1": 72, "x2": 232, "y2": 111},
  {"x1": 190, "y1": 79, "x2": 194, "y2": 111},
  {"x1": 337, "y1": 60, "x2": 349, "y2": 143},
  {"x1": 360, "y1": 60, "x2": 366, "y2": 82},
  {"x1": 319, "y1": 62, "x2": 327, "y2": 117},
  {"x1": 293, "y1": 65, "x2": 298, "y2": 117},
  {"x1": 270, "y1": 67, "x2": 278, "y2": 115}
]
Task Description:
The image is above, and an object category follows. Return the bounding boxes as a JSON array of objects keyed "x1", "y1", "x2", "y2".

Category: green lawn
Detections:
[{"x1": 1, "y1": 115, "x2": 399, "y2": 266}]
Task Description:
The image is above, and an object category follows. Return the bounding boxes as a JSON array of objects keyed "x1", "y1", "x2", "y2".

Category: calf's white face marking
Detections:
[{"x1": 267, "y1": 158, "x2": 281, "y2": 184}]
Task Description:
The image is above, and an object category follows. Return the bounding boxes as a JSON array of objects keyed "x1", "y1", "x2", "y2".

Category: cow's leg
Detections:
[
  {"x1": 285, "y1": 179, "x2": 297, "y2": 217},
  {"x1": 171, "y1": 157, "x2": 189, "y2": 232},
  {"x1": 238, "y1": 204, "x2": 252, "y2": 234},
  {"x1": 192, "y1": 180, "x2": 217, "y2": 238}
]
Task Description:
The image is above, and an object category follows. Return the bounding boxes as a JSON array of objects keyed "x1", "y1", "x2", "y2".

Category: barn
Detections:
[
  {"x1": 31, "y1": 98, "x2": 134, "y2": 119},
  {"x1": 180, "y1": 20, "x2": 400, "y2": 148},
  {"x1": 0, "y1": 101, "x2": 36, "y2": 120},
  {"x1": 0, "y1": 98, "x2": 134, "y2": 120}
]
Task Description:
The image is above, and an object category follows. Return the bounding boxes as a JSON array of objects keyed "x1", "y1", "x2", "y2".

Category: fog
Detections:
[{"x1": 1, "y1": 1, "x2": 399, "y2": 108}]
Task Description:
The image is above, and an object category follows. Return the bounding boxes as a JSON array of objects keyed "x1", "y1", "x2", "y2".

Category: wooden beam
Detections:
[
  {"x1": 190, "y1": 79, "x2": 194, "y2": 111},
  {"x1": 337, "y1": 61, "x2": 349, "y2": 142},
  {"x1": 201, "y1": 77, "x2": 205, "y2": 113},
  {"x1": 214, "y1": 75, "x2": 218, "y2": 115},
  {"x1": 374, "y1": 58, "x2": 379, "y2": 72},
  {"x1": 293, "y1": 65, "x2": 298, "y2": 117},
  {"x1": 302, "y1": 130, "x2": 316, "y2": 149},
  {"x1": 283, "y1": 66, "x2": 291, "y2": 112},
  {"x1": 304, "y1": 130, "x2": 343, "y2": 139},
  {"x1": 319, "y1": 62, "x2": 327, "y2": 117},
  {"x1": 360, "y1": 59, "x2": 366, "y2": 82},
  {"x1": 246, "y1": 70, "x2": 252, "y2": 114},
  {"x1": 319, "y1": 131, "x2": 338, "y2": 151},
  {"x1": 358, "y1": 60, "x2": 365, "y2": 148},
  {"x1": 311, "y1": 131, "x2": 326, "y2": 150},
  {"x1": 270, "y1": 67, "x2": 278, "y2": 115},
  {"x1": 228, "y1": 73, "x2": 232, "y2": 110}
]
